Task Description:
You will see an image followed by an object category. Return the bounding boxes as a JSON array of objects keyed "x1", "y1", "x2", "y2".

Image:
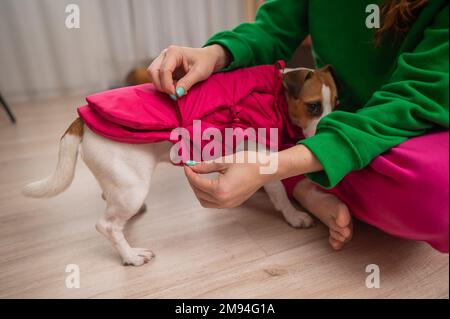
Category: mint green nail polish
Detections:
[
  {"x1": 176, "y1": 86, "x2": 185, "y2": 97},
  {"x1": 186, "y1": 160, "x2": 197, "y2": 166},
  {"x1": 169, "y1": 94, "x2": 177, "y2": 101}
]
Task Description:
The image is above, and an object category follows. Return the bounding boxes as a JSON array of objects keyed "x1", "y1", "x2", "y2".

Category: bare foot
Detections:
[
  {"x1": 293, "y1": 181, "x2": 353, "y2": 250},
  {"x1": 324, "y1": 203, "x2": 353, "y2": 250}
]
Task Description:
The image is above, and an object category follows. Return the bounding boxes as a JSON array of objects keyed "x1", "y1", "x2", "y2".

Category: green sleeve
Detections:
[
  {"x1": 204, "y1": 0, "x2": 308, "y2": 71},
  {"x1": 300, "y1": 5, "x2": 449, "y2": 188}
]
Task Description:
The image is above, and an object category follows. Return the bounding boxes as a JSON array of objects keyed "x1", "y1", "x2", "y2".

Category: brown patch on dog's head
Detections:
[{"x1": 283, "y1": 65, "x2": 339, "y2": 137}]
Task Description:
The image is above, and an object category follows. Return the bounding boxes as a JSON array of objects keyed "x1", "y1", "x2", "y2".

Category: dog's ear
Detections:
[
  {"x1": 319, "y1": 64, "x2": 339, "y2": 90},
  {"x1": 282, "y1": 69, "x2": 313, "y2": 99}
]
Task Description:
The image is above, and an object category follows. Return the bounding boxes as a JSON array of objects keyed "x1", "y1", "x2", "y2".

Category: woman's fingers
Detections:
[
  {"x1": 147, "y1": 45, "x2": 226, "y2": 99},
  {"x1": 194, "y1": 187, "x2": 220, "y2": 204},
  {"x1": 184, "y1": 165, "x2": 219, "y2": 194},
  {"x1": 148, "y1": 45, "x2": 222, "y2": 96},
  {"x1": 184, "y1": 169, "x2": 220, "y2": 204},
  {"x1": 188, "y1": 160, "x2": 229, "y2": 174},
  {"x1": 159, "y1": 48, "x2": 182, "y2": 94},
  {"x1": 183, "y1": 152, "x2": 269, "y2": 209},
  {"x1": 190, "y1": 185, "x2": 221, "y2": 208},
  {"x1": 147, "y1": 54, "x2": 164, "y2": 91},
  {"x1": 176, "y1": 66, "x2": 207, "y2": 94},
  {"x1": 184, "y1": 162, "x2": 239, "y2": 208}
]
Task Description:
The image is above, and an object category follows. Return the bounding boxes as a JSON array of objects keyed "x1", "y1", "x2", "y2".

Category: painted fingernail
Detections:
[
  {"x1": 169, "y1": 94, "x2": 177, "y2": 101},
  {"x1": 186, "y1": 160, "x2": 197, "y2": 166},
  {"x1": 176, "y1": 86, "x2": 185, "y2": 97}
]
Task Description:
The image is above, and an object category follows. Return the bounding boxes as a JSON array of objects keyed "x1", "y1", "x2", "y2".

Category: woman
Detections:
[{"x1": 147, "y1": 0, "x2": 449, "y2": 252}]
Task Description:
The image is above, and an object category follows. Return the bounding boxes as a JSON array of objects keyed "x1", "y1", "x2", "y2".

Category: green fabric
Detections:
[{"x1": 204, "y1": 0, "x2": 449, "y2": 188}]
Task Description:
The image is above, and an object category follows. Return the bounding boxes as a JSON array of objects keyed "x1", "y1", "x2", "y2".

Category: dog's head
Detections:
[{"x1": 283, "y1": 65, "x2": 339, "y2": 138}]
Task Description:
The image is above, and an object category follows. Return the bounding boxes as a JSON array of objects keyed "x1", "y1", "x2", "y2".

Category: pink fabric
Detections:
[
  {"x1": 78, "y1": 62, "x2": 301, "y2": 163},
  {"x1": 283, "y1": 130, "x2": 449, "y2": 253}
]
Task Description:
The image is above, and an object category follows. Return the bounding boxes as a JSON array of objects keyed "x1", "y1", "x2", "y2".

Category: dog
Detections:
[{"x1": 22, "y1": 65, "x2": 338, "y2": 266}]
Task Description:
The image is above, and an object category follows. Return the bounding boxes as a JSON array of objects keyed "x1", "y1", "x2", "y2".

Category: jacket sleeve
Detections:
[
  {"x1": 300, "y1": 5, "x2": 449, "y2": 188},
  {"x1": 204, "y1": 0, "x2": 308, "y2": 71}
]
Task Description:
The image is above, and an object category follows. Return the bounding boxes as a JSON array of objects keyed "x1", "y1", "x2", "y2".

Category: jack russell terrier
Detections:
[{"x1": 23, "y1": 64, "x2": 338, "y2": 266}]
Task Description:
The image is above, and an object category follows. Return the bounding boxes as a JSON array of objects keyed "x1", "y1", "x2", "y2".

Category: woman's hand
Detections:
[
  {"x1": 183, "y1": 152, "x2": 271, "y2": 208},
  {"x1": 183, "y1": 145, "x2": 323, "y2": 209},
  {"x1": 147, "y1": 44, "x2": 229, "y2": 98}
]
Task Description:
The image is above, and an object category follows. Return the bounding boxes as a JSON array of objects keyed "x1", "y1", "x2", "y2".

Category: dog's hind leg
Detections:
[
  {"x1": 96, "y1": 186, "x2": 154, "y2": 266},
  {"x1": 81, "y1": 128, "x2": 171, "y2": 266},
  {"x1": 101, "y1": 192, "x2": 147, "y2": 214}
]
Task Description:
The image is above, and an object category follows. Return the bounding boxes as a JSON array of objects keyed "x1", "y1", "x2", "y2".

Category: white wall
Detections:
[{"x1": 0, "y1": 0, "x2": 245, "y2": 102}]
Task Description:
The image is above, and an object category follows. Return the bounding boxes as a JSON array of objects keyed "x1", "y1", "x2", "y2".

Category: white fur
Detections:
[
  {"x1": 264, "y1": 181, "x2": 314, "y2": 228},
  {"x1": 303, "y1": 84, "x2": 333, "y2": 138},
  {"x1": 22, "y1": 133, "x2": 81, "y2": 197}
]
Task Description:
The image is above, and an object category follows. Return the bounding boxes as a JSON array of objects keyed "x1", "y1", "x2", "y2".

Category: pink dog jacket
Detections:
[{"x1": 77, "y1": 61, "x2": 301, "y2": 162}]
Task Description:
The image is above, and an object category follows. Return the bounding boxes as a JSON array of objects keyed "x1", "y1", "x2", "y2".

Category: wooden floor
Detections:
[{"x1": 0, "y1": 96, "x2": 448, "y2": 299}]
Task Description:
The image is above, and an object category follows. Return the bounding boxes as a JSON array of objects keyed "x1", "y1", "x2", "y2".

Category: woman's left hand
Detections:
[
  {"x1": 183, "y1": 152, "x2": 270, "y2": 208},
  {"x1": 183, "y1": 145, "x2": 322, "y2": 209}
]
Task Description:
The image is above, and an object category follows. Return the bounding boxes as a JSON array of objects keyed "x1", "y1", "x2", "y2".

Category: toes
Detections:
[
  {"x1": 285, "y1": 211, "x2": 315, "y2": 228},
  {"x1": 134, "y1": 248, "x2": 155, "y2": 261},
  {"x1": 335, "y1": 203, "x2": 351, "y2": 228},
  {"x1": 330, "y1": 229, "x2": 346, "y2": 242},
  {"x1": 123, "y1": 248, "x2": 155, "y2": 266},
  {"x1": 330, "y1": 227, "x2": 352, "y2": 240},
  {"x1": 123, "y1": 257, "x2": 146, "y2": 266},
  {"x1": 329, "y1": 236, "x2": 344, "y2": 250},
  {"x1": 140, "y1": 252, "x2": 154, "y2": 261},
  {"x1": 330, "y1": 221, "x2": 353, "y2": 244}
]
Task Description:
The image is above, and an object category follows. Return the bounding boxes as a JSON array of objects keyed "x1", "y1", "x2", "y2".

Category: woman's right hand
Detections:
[{"x1": 147, "y1": 44, "x2": 229, "y2": 98}]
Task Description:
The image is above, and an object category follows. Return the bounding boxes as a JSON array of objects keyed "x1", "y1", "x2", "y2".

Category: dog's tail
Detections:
[{"x1": 22, "y1": 118, "x2": 84, "y2": 198}]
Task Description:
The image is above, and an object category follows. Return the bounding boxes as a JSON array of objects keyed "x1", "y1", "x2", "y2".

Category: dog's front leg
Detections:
[{"x1": 264, "y1": 180, "x2": 314, "y2": 228}]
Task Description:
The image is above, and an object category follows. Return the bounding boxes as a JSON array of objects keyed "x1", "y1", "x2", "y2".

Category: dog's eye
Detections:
[{"x1": 306, "y1": 102, "x2": 322, "y2": 116}]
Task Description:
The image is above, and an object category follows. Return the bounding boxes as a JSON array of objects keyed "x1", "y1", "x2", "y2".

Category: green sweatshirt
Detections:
[{"x1": 205, "y1": 0, "x2": 449, "y2": 188}]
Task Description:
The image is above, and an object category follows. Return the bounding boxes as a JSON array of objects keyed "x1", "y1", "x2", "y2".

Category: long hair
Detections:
[{"x1": 375, "y1": 0, "x2": 428, "y2": 44}]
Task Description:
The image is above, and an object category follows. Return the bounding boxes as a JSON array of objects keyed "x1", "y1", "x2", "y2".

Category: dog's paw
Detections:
[
  {"x1": 122, "y1": 248, "x2": 155, "y2": 266},
  {"x1": 284, "y1": 210, "x2": 315, "y2": 228}
]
